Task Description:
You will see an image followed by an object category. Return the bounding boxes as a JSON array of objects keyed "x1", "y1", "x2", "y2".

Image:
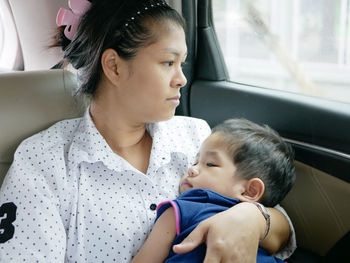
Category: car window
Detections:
[{"x1": 212, "y1": 0, "x2": 350, "y2": 104}]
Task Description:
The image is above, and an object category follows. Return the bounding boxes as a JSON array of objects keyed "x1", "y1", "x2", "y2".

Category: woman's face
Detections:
[{"x1": 116, "y1": 22, "x2": 187, "y2": 123}]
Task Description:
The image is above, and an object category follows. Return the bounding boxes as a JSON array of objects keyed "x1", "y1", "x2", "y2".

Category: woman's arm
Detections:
[
  {"x1": 131, "y1": 207, "x2": 176, "y2": 263},
  {"x1": 173, "y1": 202, "x2": 290, "y2": 263},
  {"x1": 260, "y1": 207, "x2": 290, "y2": 254},
  {"x1": 0, "y1": 141, "x2": 67, "y2": 261}
]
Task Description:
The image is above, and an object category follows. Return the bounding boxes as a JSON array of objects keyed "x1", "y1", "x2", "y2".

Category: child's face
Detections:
[{"x1": 179, "y1": 133, "x2": 248, "y2": 199}]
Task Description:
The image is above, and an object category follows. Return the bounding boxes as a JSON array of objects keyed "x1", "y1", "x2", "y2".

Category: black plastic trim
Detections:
[
  {"x1": 190, "y1": 80, "x2": 350, "y2": 157},
  {"x1": 292, "y1": 143, "x2": 350, "y2": 183},
  {"x1": 176, "y1": 0, "x2": 197, "y2": 116},
  {"x1": 195, "y1": 0, "x2": 229, "y2": 81}
]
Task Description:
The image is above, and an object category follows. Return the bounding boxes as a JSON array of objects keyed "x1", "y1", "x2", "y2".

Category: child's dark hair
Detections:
[
  {"x1": 52, "y1": 0, "x2": 186, "y2": 96},
  {"x1": 212, "y1": 119, "x2": 295, "y2": 207}
]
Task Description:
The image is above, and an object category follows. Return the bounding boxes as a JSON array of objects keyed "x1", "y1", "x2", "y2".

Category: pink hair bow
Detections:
[{"x1": 56, "y1": 0, "x2": 91, "y2": 40}]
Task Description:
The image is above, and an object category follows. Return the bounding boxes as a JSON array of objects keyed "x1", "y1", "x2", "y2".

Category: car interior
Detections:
[{"x1": 0, "y1": 0, "x2": 349, "y2": 262}]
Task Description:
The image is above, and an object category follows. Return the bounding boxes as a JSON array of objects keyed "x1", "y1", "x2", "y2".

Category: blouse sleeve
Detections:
[
  {"x1": 0, "y1": 139, "x2": 67, "y2": 261},
  {"x1": 273, "y1": 204, "x2": 297, "y2": 259}
]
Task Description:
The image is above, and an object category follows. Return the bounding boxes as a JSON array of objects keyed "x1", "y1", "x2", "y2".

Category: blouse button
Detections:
[{"x1": 150, "y1": 203, "x2": 157, "y2": 211}]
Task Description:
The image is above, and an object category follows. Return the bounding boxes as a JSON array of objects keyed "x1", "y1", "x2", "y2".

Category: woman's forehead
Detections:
[
  {"x1": 143, "y1": 23, "x2": 187, "y2": 54},
  {"x1": 158, "y1": 47, "x2": 188, "y2": 58}
]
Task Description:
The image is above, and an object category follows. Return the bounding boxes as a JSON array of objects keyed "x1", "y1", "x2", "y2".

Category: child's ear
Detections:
[{"x1": 241, "y1": 178, "x2": 265, "y2": 202}]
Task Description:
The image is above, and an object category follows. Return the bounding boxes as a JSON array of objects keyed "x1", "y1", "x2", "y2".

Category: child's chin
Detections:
[{"x1": 180, "y1": 186, "x2": 192, "y2": 194}]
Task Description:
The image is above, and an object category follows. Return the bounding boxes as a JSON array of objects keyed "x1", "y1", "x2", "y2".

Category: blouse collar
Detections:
[{"x1": 68, "y1": 108, "x2": 176, "y2": 174}]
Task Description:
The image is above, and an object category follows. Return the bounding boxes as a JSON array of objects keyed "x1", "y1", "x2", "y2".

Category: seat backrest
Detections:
[
  {"x1": 281, "y1": 161, "x2": 350, "y2": 257},
  {"x1": 0, "y1": 69, "x2": 82, "y2": 184}
]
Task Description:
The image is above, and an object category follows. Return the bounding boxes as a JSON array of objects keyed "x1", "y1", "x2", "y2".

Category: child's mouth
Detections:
[{"x1": 182, "y1": 179, "x2": 193, "y2": 188}]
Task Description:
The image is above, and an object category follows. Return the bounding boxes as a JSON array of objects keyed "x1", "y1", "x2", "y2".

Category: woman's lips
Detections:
[{"x1": 167, "y1": 96, "x2": 180, "y2": 106}]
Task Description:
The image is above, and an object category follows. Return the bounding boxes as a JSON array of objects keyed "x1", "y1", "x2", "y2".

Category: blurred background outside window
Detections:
[{"x1": 213, "y1": 0, "x2": 350, "y2": 103}]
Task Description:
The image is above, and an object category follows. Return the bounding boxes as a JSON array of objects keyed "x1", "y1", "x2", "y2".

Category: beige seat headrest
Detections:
[{"x1": 0, "y1": 69, "x2": 82, "y2": 183}]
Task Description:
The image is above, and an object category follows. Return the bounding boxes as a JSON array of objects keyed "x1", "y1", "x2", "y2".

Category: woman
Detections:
[{"x1": 0, "y1": 0, "x2": 295, "y2": 262}]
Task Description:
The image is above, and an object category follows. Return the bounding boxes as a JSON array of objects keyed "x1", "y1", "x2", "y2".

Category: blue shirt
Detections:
[{"x1": 156, "y1": 189, "x2": 284, "y2": 263}]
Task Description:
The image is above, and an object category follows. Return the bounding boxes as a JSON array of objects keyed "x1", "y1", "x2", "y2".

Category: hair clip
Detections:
[
  {"x1": 124, "y1": 1, "x2": 169, "y2": 27},
  {"x1": 56, "y1": 0, "x2": 91, "y2": 40}
]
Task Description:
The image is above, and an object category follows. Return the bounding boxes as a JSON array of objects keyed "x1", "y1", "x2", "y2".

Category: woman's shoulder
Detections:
[
  {"x1": 18, "y1": 117, "x2": 83, "y2": 154},
  {"x1": 159, "y1": 116, "x2": 211, "y2": 140},
  {"x1": 153, "y1": 116, "x2": 211, "y2": 155},
  {"x1": 2, "y1": 118, "x2": 83, "y2": 194},
  {"x1": 162, "y1": 115, "x2": 211, "y2": 132}
]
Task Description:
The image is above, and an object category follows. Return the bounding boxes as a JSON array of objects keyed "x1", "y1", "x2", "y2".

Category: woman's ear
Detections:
[
  {"x1": 241, "y1": 178, "x2": 265, "y2": 202},
  {"x1": 101, "y1": 48, "x2": 122, "y2": 85}
]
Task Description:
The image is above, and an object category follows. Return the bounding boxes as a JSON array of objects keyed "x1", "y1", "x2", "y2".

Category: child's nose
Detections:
[{"x1": 188, "y1": 166, "x2": 199, "y2": 177}]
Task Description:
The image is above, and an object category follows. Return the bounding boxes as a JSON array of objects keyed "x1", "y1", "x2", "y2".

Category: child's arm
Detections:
[{"x1": 131, "y1": 207, "x2": 177, "y2": 263}]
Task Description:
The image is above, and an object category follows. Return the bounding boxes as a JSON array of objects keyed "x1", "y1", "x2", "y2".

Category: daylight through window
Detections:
[{"x1": 213, "y1": 0, "x2": 350, "y2": 103}]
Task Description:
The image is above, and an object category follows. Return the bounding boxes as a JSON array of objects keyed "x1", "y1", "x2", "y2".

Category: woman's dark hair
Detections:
[
  {"x1": 212, "y1": 119, "x2": 296, "y2": 207},
  {"x1": 52, "y1": 0, "x2": 186, "y2": 95}
]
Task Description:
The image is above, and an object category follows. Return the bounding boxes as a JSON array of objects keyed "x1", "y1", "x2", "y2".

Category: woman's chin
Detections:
[{"x1": 150, "y1": 110, "x2": 176, "y2": 123}]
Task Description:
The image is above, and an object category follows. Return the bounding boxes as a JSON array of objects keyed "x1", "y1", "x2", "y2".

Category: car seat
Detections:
[{"x1": 282, "y1": 162, "x2": 350, "y2": 262}]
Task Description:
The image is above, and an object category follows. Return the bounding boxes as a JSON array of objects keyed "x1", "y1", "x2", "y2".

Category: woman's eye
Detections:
[
  {"x1": 164, "y1": 61, "x2": 174, "y2": 66},
  {"x1": 206, "y1": 163, "x2": 217, "y2": 167}
]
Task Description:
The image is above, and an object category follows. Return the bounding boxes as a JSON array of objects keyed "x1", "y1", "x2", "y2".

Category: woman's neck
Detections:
[
  {"x1": 90, "y1": 101, "x2": 145, "y2": 145},
  {"x1": 90, "y1": 99, "x2": 152, "y2": 173}
]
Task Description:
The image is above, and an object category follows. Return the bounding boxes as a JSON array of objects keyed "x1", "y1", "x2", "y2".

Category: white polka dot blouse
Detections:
[{"x1": 0, "y1": 109, "x2": 210, "y2": 262}]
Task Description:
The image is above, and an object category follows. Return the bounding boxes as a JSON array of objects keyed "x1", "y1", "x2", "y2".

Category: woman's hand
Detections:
[{"x1": 173, "y1": 202, "x2": 266, "y2": 263}]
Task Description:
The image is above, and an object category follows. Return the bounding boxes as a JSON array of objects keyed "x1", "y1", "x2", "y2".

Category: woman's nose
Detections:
[
  {"x1": 172, "y1": 67, "x2": 187, "y2": 88},
  {"x1": 188, "y1": 166, "x2": 199, "y2": 177}
]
